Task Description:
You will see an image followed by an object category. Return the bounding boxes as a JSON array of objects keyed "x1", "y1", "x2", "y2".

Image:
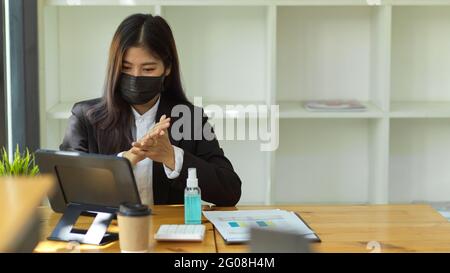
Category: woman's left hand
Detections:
[{"x1": 130, "y1": 115, "x2": 176, "y2": 170}]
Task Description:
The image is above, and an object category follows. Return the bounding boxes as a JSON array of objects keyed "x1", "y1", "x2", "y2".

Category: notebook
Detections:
[{"x1": 203, "y1": 209, "x2": 321, "y2": 244}]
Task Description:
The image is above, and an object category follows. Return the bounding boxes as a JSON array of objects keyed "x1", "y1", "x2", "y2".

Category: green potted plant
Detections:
[{"x1": 0, "y1": 145, "x2": 39, "y2": 177}]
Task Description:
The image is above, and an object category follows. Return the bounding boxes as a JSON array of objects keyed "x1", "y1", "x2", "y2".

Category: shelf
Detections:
[
  {"x1": 44, "y1": 0, "x2": 450, "y2": 7},
  {"x1": 39, "y1": 2, "x2": 450, "y2": 205},
  {"x1": 47, "y1": 6, "x2": 156, "y2": 103},
  {"x1": 391, "y1": 7, "x2": 450, "y2": 103},
  {"x1": 201, "y1": 101, "x2": 269, "y2": 119},
  {"x1": 279, "y1": 101, "x2": 384, "y2": 119},
  {"x1": 48, "y1": 100, "x2": 386, "y2": 120},
  {"x1": 390, "y1": 102, "x2": 450, "y2": 118},
  {"x1": 47, "y1": 102, "x2": 74, "y2": 120},
  {"x1": 386, "y1": 0, "x2": 450, "y2": 5},
  {"x1": 45, "y1": 0, "x2": 273, "y2": 6},
  {"x1": 390, "y1": 119, "x2": 450, "y2": 203},
  {"x1": 217, "y1": 140, "x2": 269, "y2": 204},
  {"x1": 47, "y1": 100, "x2": 269, "y2": 120},
  {"x1": 164, "y1": 6, "x2": 267, "y2": 102},
  {"x1": 45, "y1": 0, "x2": 159, "y2": 6},
  {"x1": 276, "y1": 6, "x2": 386, "y2": 105},
  {"x1": 43, "y1": 0, "x2": 385, "y2": 7},
  {"x1": 274, "y1": 119, "x2": 374, "y2": 203}
]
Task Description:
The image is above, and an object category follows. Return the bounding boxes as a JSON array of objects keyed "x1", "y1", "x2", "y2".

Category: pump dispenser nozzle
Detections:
[{"x1": 187, "y1": 168, "x2": 198, "y2": 188}]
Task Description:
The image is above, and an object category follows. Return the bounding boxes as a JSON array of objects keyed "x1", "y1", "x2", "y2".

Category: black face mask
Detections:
[{"x1": 119, "y1": 73, "x2": 165, "y2": 105}]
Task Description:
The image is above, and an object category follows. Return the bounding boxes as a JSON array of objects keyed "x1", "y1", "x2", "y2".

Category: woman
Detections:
[{"x1": 60, "y1": 14, "x2": 242, "y2": 207}]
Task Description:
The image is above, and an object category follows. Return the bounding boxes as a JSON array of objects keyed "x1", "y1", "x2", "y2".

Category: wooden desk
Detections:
[
  {"x1": 215, "y1": 205, "x2": 450, "y2": 253},
  {"x1": 35, "y1": 204, "x2": 450, "y2": 253},
  {"x1": 34, "y1": 205, "x2": 217, "y2": 253},
  {"x1": 0, "y1": 176, "x2": 55, "y2": 252}
]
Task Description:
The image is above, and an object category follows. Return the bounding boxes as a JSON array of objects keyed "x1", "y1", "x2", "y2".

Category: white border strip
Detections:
[{"x1": 4, "y1": 0, "x2": 12, "y2": 159}]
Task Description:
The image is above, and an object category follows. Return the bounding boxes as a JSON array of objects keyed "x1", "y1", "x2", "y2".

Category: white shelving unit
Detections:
[{"x1": 38, "y1": 0, "x2": 450, "y2": 205}]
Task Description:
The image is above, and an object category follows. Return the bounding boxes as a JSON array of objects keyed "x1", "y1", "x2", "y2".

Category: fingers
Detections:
[
  {"x1": 145, "y1": 118, "x2": 170, "y2": 140},
  {"x1": 154, "y1": 117, "x2": 171, "y2": 133},
  {"x1": 135, "y1": 138, "x2": 154, "y2": 147},
  {"x1": 130, "y1": 146, "x2": 158, "y2": 158},
  {"x1": 132, "y1": 142, "x2": 144, "y2": 149},
  {"x1": 153, "y1": 115, "x2": 171, "y2": 133},
  {"x1": 130, "y1": 147, "x2": 146, "y2": 157},
  {"x1": 133, "y1": 115, "x2": 171, "y2": 153},
  {"x1": 149, "y1": 125, "x2": 169, "y2": 139},
  {"x1": 133, "y1": 139, "x2": 158, "y2": 150}
]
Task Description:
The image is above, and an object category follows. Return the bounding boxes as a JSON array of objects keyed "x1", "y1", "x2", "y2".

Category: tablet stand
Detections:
[{"x1": 47, "y1": 203, "x2": 118, "y2": 246}]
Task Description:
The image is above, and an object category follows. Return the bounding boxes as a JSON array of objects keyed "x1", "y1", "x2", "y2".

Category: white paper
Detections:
[
  {"x1": 438, "y1": 210, "x2": 450, "y2": 221},
  {"x1": 203, "y1": 209, "x2": 318, "y2": 243}
]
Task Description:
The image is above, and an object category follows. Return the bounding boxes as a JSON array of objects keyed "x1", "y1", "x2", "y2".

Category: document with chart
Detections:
[{"x1": 203, "y1": 209, "x2": 320, "y2": 244}]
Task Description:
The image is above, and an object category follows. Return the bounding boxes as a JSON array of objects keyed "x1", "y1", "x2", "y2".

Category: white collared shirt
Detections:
[{"x1": 118, "y1": 98, "x2": 184, "y2": 205}]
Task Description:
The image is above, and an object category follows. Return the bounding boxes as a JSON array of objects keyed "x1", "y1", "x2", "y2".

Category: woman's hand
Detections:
[
  {"x1": 123, "y1": 115, "x2": 171, "y2": 166},
  {"x1": 123, "y1": 150, "x2": 143, "y2": 166},
  {"x1": 129, "y1": 115, "x2": 176, "y2": 170}
]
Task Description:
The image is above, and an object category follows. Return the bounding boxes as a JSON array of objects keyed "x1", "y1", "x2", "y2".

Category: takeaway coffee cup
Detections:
[{"x1": 117, "y1": 203, "x2": 152, "y2": 253}]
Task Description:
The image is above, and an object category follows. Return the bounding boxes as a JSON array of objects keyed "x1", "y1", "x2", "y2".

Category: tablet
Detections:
[{"x1": 35, "y1": 149, "x2": 141, "y2": 213}]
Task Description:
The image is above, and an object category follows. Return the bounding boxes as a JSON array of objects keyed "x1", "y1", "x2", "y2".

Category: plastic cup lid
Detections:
[{"x1": 118, "y1": 203, "x2": 151, "y2": 217}]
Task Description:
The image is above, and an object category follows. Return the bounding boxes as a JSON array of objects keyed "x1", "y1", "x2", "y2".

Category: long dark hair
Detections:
[{"x1": 87, "y1": 14, "x2": 188, "y2": 154}]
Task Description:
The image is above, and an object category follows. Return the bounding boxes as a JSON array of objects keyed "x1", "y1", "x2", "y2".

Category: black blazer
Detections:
[{"x1": 60, "y1": 94, "x2": 242, "y2": 206}]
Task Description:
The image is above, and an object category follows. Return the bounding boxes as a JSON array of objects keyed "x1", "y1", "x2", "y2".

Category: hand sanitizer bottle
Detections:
[{"x1": 184, "y1": 168, "x2": 202, "y2": 225}]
